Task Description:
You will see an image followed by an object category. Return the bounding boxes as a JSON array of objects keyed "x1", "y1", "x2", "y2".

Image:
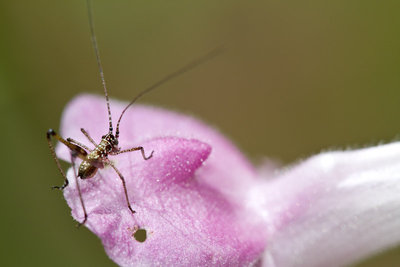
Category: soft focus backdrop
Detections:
[{"x1": 1, "y1": 0, "x2": 400, "y2": 266}]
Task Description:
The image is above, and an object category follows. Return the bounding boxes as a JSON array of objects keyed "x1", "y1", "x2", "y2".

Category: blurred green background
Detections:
[{"x1": 1, "y1": 0, "x2": 400, "y2": 266}]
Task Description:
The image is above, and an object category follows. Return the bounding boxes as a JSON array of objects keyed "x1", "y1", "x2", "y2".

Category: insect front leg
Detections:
[
  {"x1": 113, "y1": 146, "x2": 154, "y2": 160},
  {"x1": 46, "y1": 129, "x2": 88, "y2": 190}
]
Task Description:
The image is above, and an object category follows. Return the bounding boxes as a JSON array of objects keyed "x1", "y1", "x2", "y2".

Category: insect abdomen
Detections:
[{"x1": 78, "y1": 160, "x2": 98, "y2": 179}]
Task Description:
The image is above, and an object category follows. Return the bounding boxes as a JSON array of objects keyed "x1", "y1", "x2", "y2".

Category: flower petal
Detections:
[
  {"x1": 258, "y1": 143, "x2": 400, "y2": 267},
  {"x1": 64, "y1": 137, "x2": 265, "y2": 266},
  {"x1": 56, "y1": 94, "x2": 256, "y2": 203},
  {"x1": 57, "y1": 95, "x2": 267, "y2": 266}
]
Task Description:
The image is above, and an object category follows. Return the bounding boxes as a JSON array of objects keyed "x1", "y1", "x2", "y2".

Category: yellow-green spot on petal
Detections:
[{"x1": 133, "y1": 228, "x2": 147, "y2": 243}]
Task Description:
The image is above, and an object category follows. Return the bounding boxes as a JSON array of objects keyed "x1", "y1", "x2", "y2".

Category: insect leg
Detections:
[
  {"x1": 80, "y1": 128, "x2": 97, "y2": 147},
  {"x1": 70, "y1": 153, "x2": 88, "y2": 227},
  {"x1": 106, "y1": 160, "x2": 136, "y2": 214},
  {"x1": 113, "y1": 146, "x2": 154, "y2": 160},
  {"x1": 67, "y1": 137, "x2": 92, "y2": 151},
  {"x1": 46, "y1": 129, "x2": 88, "y2": 189}
]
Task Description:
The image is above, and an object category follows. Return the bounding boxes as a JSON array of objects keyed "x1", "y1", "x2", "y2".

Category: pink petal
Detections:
[
  {"x1": 258, "y1": 143, "x2": 400, "y2": 267},
  {"x1": 56, "y1": 94, "x2": 256, "y2": 203},
  {"x1": 57, "y1": 95, "x2": 267, "y2": 266}
]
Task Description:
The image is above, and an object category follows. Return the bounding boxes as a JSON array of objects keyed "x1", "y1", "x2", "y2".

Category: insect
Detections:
[{"x1": 47, "y1": 0, "x2": 223, "y2": 226}]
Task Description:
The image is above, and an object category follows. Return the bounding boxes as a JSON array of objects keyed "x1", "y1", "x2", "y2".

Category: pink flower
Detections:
[{"x1": 56, "y1": 94, "x2": 400, "y2": 266}]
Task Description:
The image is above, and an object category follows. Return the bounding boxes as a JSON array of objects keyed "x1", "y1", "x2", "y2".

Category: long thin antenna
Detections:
[
  {"x1": 115, "y1": 46, "x2": 224, "y2": 138},
  {"x1": 86, "y1": 0, "x2": 113, "y2": 133}
]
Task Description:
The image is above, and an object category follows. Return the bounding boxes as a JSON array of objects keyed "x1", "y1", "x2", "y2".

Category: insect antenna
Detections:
[
  {"x1": 115, "y1": 45, "x2": 224, "y2": 138},
  {"x1": 86, "y1": 0, "x2": 113, "y2": 134}
]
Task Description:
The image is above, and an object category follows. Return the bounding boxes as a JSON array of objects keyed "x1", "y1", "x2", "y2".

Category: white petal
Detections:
[{"x1": 258, "y1": 142, "x2": 400, "y2": 267}]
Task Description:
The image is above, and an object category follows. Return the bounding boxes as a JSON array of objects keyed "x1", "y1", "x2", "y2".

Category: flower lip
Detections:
[{"x1": 58, "y1": 94, "x2": 267, "y2": 266}]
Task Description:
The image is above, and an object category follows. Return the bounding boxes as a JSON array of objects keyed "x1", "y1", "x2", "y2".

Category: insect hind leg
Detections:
[
  {"x1": 46, "y1": 129, "x2": 88, "y2": 190},
  {"x1": 67, "y1": 137, "x2": 92, "y2": 152},
  {"x1": 47, "y1": 129, "x2": 89, "y2": 226},
  {"x1": 47, "y1": 129, "x2": 69, "y2": 190},
  {"x1": 70, "y1": 153, "x2": 88, "y2": 227}
]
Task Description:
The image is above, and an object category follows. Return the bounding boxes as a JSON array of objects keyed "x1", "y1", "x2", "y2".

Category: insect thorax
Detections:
[{"x1": 78, "y1": 137, "x2": 114, "y2": 179}]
